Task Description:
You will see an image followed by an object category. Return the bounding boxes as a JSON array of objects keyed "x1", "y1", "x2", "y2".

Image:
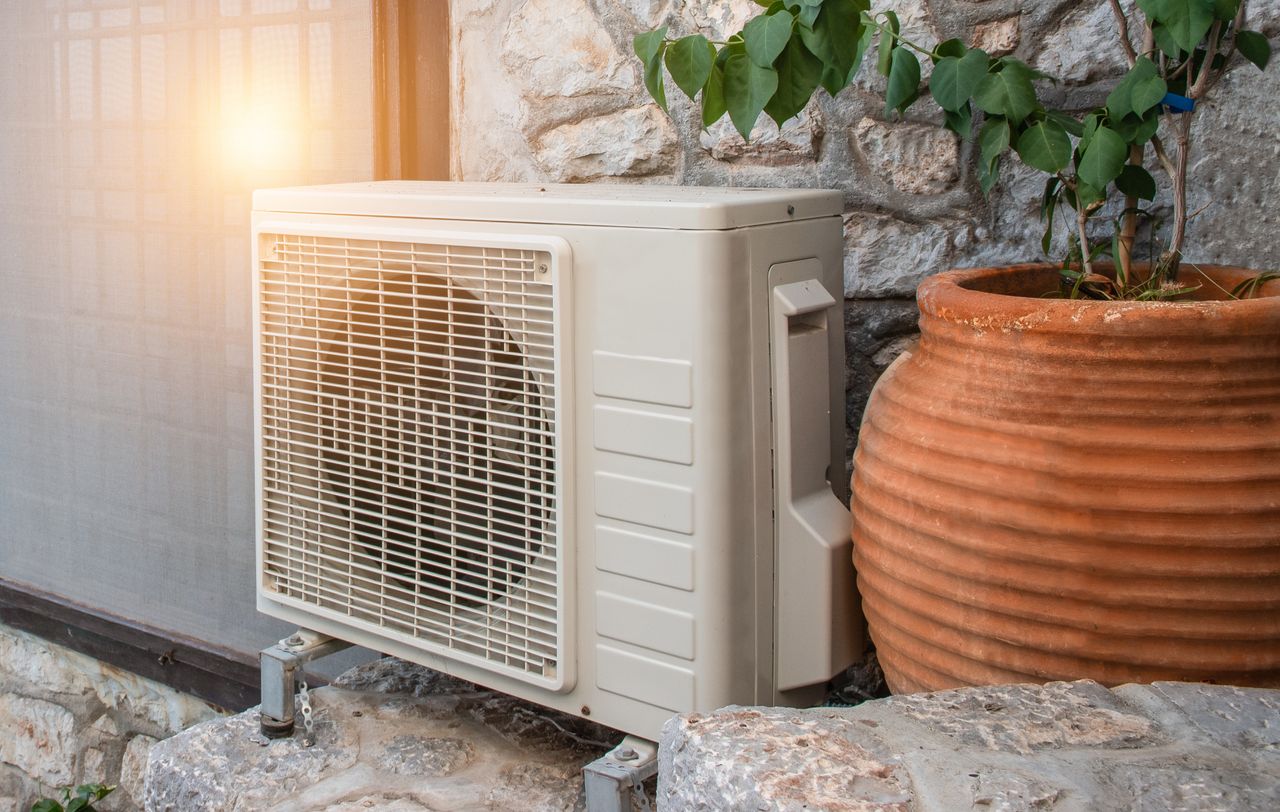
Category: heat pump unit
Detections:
[{"x1": 252, "y1": 182, "x2": 862, "y2": 739}]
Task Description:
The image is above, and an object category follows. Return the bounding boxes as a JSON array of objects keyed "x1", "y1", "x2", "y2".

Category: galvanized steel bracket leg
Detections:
[
  {"x1": 258, "y1": 630, "x2": 352, "y2": 739},
  {"x1": 583, "y1": 736, "x2": 659, "y2": 812}
]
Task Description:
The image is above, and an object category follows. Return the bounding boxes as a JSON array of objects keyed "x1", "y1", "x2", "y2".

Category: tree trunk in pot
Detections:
[{"x1": 850, "y1": 264, "x2": 1280, "y2": 694}]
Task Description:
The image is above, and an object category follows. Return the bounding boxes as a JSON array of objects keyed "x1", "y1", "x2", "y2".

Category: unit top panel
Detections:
[{"x1": 253, "y1": 181, "x2": 843, "y2": 231}]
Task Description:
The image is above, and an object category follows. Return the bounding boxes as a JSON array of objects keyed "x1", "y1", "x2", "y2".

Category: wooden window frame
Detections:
[{"x1": 374, "y1": 0, "x2": 451, "y2": 180}]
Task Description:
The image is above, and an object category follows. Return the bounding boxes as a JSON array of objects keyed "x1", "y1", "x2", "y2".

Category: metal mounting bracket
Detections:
[
  {"x1": 258, "y1": 629, "x2": 352, "y2": 738},
  {"x1": 583, "y1": 736, "x2": 659, "y2": 812}
]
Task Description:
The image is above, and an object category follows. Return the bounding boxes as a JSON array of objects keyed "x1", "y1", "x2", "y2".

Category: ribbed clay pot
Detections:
[{"x1": 851, "y1": 264, "x2": 1280, "y2": 694}]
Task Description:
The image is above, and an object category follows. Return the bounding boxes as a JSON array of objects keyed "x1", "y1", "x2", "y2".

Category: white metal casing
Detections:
[{"x1": 252, "y1": 182, "x2": 863, "y2": 739}]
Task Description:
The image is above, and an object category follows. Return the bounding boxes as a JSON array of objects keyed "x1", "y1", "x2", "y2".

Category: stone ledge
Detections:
[
  {"x1": 658, "y1": 680, "x2": 1280, "y2": 811},
  {"x1": 143, "y1": 658, "x2": 631, "y2": 812}
]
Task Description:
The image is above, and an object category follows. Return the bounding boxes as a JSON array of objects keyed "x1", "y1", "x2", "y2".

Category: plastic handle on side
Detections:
[{"x1": 770, "y1": 279, "x2": 860, "y2": 692}]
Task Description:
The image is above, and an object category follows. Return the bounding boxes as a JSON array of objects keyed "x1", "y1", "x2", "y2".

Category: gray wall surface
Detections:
[{"x1": 0, "y1": 0, "x2": 374, "y2": 657}]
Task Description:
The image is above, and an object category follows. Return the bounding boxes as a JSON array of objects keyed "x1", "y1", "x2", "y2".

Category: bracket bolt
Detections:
[
  {"x1": 286, "y1": 635, "x2": 304, "y2": 647},
  {"x1": 615, "y1": 747, "x2": 638, "y2": 761}
]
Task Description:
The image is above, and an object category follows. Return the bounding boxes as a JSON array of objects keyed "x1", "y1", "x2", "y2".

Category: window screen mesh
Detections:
[
  {"x1": 0, "y1": 0, "x2": 374, "y2": 655},
  {"x1": 257, "y1": 234, "x2": 562, "y2": 681}
]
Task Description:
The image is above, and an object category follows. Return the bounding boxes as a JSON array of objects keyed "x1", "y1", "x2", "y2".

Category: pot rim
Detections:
[{"x1": 917, "y1": 263, "x2": 1280, "y2": 334}]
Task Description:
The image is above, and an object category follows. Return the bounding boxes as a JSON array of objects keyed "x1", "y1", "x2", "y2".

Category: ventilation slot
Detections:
[{"x1": 257, "y1": 234, "x2": 561, "y2": 684}]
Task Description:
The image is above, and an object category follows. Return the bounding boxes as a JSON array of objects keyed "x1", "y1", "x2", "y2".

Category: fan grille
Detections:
[{"x1": 257, "y1": 233, "x2": 560, "y2": 682}]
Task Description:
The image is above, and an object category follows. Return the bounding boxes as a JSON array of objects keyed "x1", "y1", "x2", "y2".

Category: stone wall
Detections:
[
  {"x1": 0, "y1": 624, "x2": 224, "y2": 812},
  {"x1": 450, "y1": 0, "x2": 1280, "y2": 455}
]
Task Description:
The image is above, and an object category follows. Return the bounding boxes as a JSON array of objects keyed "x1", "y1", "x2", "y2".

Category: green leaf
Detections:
[
  {"x1": 744, "y1": 10, "x2": 794, "y2": 68},
  {"x1": 787, "y1": 0, "x2": 827, "y2": 27},
  {"x1": 978, "y1": 155, "x2": 1001, "y2": 196},
  {"x1": 875, "y1": 11, "x2": 900, "y2": 77},
  {"x1": 1149, "y1": 0, "x2": 1217, "y2": 53},
  {"x1": 1213, "y1": 0, "x2": 1240, "y2": 20},
  {"x1": 930, "y1": 48, "x2": 990, "y2": 111},
  {"x1": 979, "y1": 116, "x2": 1011, "y2": 165},
  {"x1": 1106, "y1": 56, "x2": 1163, "y2": 118},
  {"x1": 1134, "y1": 113, "x2": 1160, "y2": 143},
  {"x1": 1236, "y1": 30, "x2": 1272, "y2": 70},
  {"x1": 1074, "y1": 181, "x2": 1106, "y2": 208},
  {"x1": 1079, "y1": 111, "x2": 1103, "y2": 154},
  {"x1": 643, "y1": 43, "x2": 669, "y2": 112},
  {"x1": 1113, "y1": 111, "x2": 1161, "y2": 144},
  {"x1": 1016, "y1": 120, "x2": 1072, "y2": 173},
  {"x1": 884, "y1": 47, "x2": 921, "y2": 114},
  {"x1": 1151, "y1": 22, "x2": 1185, "y2": 57},
  {"x1": 765, "y1": 36, "x2": 824, "y2": 124},
  {"x1": 943, "y1": 102, "x2": 973, "y2": 138},
  {"x1": 843, "y1": 17, "x2": 875, "y2": 87},
  {"x1": 800, "y1": 0, "x2": 865, "y2": 94},
  {"x1": 1076, "y1": 125, "x2": 1129, "y2": 188},
  {"x1": 978, "y1": 116, "x2": 1010, "y2": 195},
  {"x1": 1046, "y1": 110, "x2": 1084, "y2": 137},
  {"x1": 1133, "y1": 75, "x2": 1169, "y2": 113},
  {"x1": 703, "y1": 61, "x2": 728, "y2": 127},
  {"x1": 665, "y1": 36, "x2": 715, "y2": 100},
  {"x1": 723, "y1": 52, "x2": 779, "y2": 139},
  {"x1": 974, "y1": 59, "x2": 1038, "y2": 122},
  {"x1": 877, "y1": 28, "x2": 895, "y2": 77},
  {"x1": 31, "y1": 802, "x2": 62, "y2": 812},
  {"x1": 882, "y1": 9, "x2": 901, "y2": 36},
  {"x1": 1116, "y1": 164, "x2": 1157, "y2": 199},
  {"x1": 933, "y1": 38, "x2": 966, "y2": 61},
  {"x1": 634, "y1": 26, "x2": 667, "y2": 66},
  {"x1": 1042, "y1": 177, "x2": 1061, "y2": 255},
  {"x1": 64, "y1": 800, "x2": 86, "y2": 812}
]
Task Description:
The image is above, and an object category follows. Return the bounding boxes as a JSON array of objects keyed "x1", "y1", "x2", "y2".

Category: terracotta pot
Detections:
[{"x1": 850, "y1": 264, "x2": 1280, "y2": 694}]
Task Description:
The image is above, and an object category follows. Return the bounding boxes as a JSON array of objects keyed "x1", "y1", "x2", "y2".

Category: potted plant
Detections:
[{"x1": 638, "y1": 1, "x2": 1279, "y2": 692}]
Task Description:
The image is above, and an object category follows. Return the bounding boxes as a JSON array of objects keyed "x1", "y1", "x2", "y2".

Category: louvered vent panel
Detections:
[{"x1": 257, "y1": 234, "x2": 561, "y2": 685}]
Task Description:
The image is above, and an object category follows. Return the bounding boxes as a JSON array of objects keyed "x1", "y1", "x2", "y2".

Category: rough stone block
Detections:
[
  {"x1": 659, "y1": 681, "x2": 1280, "y2": 810},
  {"x1": 1146, "y1": 682, "x2": 1280, "y2": 751},
  {"x1": 1033, "y1": 1, "x2": 1129, "y2": 84},
  {"x1": 145, "y1": 658, "x2": 625, "y2": 812},
  {"x1": 0, "y1": 694, "x2": 77, "y2": 787},
  {"x1": 843, "y1": 212, "x2": 963, "y2": 299},
  {"x1": 533, "y1": 107, "x2": 677, "y2": 181},
  {"x1": 972, "y1": 16, "x2": 1020, "y2": 57},
  {"x1": 1109, "y1": 765, "x2": 1280, "y2": 811},
  {"x1": 699, "y1": 108, "x2": 823, "y2": 164},
  {"x1": 120, "y1": 734, "x2": 159, "y2": 804},
  {"x1": 968, "y1": 767, "x2": 1068, "y2": 811},
  {"x1": 501, "y1": 0, "x2": 637, "y2": 102},
  {"x1": 0, "y1": 627, "x2": 95, "y2": 698},
  {"x1": 659, "y1": 706, "x2": 912, "y2": 811},
  {"x1": 852, "y1": 118, "x2": 959, "y2": 195},
  {"x1": 884, "y1": 680, "x2": 1158, "y2": 755}
]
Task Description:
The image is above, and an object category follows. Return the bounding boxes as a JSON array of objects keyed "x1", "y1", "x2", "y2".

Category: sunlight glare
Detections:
[{"x1": 220, "y1": 107, "x2": 299, "y2": 171}]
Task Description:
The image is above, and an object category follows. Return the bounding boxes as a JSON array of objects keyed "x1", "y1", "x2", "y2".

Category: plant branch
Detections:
[
  {"x1": 1160, "y1": 114, "x2": 1194, "y2": 281},
  {"x1": 1150, "y1": 135, "x2": 1177, "y2": 177},
  {"x1": 866, "y1": 14, "x2": 948, "y2": 61},
  {"x1": 1189, "y1": 21, "x2": 1223, "y2": 98},
  {"x1": 1118, "y1": 144, "x2": 1144, "y2": 292},
  {"x1": 1076, "y1": 191, "x2": 1095, "y2": 280},
  {"x1": 1109, "y1": 0, "x2": 1138, "y2": 67}
]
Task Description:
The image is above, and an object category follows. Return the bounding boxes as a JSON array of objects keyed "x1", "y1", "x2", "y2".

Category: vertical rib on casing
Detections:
[{"x1": 851, "y1": 264, "x2": 1280, "y2": 694}]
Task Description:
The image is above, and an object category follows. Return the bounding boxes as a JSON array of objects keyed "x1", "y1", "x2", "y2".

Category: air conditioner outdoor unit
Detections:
[{"x1": 252, "y1": 181, "x2": 862, "y2": 741}]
